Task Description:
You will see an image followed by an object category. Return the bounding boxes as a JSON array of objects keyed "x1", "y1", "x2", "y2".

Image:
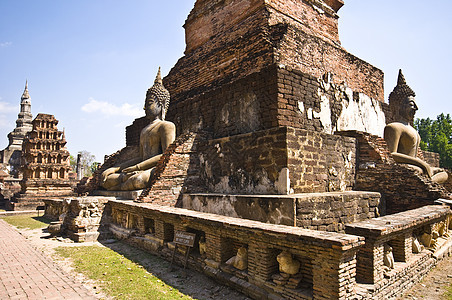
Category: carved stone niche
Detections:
[{"x1": 271, "y1": 250, "x2": 304, "y2": 290}]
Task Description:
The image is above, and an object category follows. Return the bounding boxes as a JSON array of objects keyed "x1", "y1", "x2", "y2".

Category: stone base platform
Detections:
[
  {"x1": 9, "y1": 187, "x2": 75, "y2": 211},
  {"x1": 91, "y1": 190, "x2": 142, "y2": 201},
  {"x1": 346, "y1": 205, "x2": 452, "y2": 299},
  {"x1": 107, "y1": 200, "x2": 452, "y2": 299},
  {"x1": 182, "y1": 191, "x2": 382, "y2": 231},
  {"x1": 6, "y1": 197, "x2": 47, "y2": 211},
  {"x1": 43, "y1": 196, "x2": 114, "y2": 242}
]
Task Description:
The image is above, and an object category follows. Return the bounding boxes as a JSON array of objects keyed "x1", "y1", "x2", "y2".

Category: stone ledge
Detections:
[
  {"x1": 111, "y1": 200, "x2": 364, "y2": 250},
  {"x1": 184, "y1": 191, "x2": 381, "y2": 232},
  {"x1": 346, "y1": 205, "x2": 450, "y2": 237},
  {"x1": 188, "y1": 190, "x2": 380, "y2": 199},
  {"x1": 91, "y1": 189, "x2": 142, "y2": 200},
  {"x1": 0, "y1": 210, "x2": 39, "y2": 216}
]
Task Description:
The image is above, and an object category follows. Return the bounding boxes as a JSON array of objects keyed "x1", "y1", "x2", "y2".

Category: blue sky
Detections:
[{"x1": 0, "y1": 0, "x2": 451, "y2": 161}]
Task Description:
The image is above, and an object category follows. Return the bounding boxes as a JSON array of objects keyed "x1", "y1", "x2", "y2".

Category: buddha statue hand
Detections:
[{"x1": 101, "y1": 167, "x2": 120, "y2": 183}]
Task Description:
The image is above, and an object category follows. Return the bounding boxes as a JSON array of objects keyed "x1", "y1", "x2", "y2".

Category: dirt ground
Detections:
[
  {"x1": 400, "y1": 254, "x2": 452, "y2": 300},
  {"x1": 17, "y1": 225, "x2": 452, "y2": 300}
]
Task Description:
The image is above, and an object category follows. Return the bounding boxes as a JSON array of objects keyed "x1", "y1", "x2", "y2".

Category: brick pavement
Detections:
[{"x1": 0, "y1": 219, "x2": 98, "y2": 300}]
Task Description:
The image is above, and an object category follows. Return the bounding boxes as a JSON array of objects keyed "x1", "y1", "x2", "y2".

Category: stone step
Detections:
[
  {"x1": 91, "y1": 189, "x2": 142, "y2": 201},
  {"x1": 182, "y1": 191, "x2": 381, "y2": 231}
]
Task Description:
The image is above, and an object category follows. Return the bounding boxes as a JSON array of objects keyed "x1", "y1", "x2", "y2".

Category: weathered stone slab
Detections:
[
  {"x1": 183, "y1": 191, "x2": 381, "y2": 231},
  {"x1": 346, "y1": 205, "x2": 450, "y2": 237},
  {"x1": 183, "y1": 193, "x2": 296, "y2": 226},
  {"x1": 91, "y1": 189, "x2": 142, "y2": 200}
]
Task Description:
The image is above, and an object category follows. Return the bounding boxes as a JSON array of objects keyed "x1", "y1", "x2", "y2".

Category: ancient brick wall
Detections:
[
  {"x1": 346, "y1": 205, "x2": 451, "y2": 299},
  {"x1": 176, "y1": 66, "x2": 278, "y2": 138},
  {"x1": 288, "y1": 127, "x2": 356, "y2": 193},
  {"x1": 164, "y1": 2, "x2": 386, "y2": 138},
  {"x1": 184, "y1": 0, "x2": 343, "y2": 54},
  {"x1": 182, "y1": 193, "x2": 297, "y2": 226},
  {"x1": 165, "y1": 8, "x2": 275, "y2": 107},
  {"x1": 184, "y1": 0, "x2": 265, "y2": 53},
  {"x1": 125, "y1": 117, "x2": 148, "y2": 147},
  {"x1": 197, "y1": 127, "x2": 287, "y2": 194},
  {"x1": 422, "y1": 150, "x2": 440, "y2": 168},
  {"x1": 109, "y1": 200, "x2": 363, "y2": 300},
  {"x1": 196, "y1": 126, "x2": 356, "y2": 195},
  {"x1": 296, "y1": 192, "x2": 381, "y2": 232},
  {"x1": 165, "y1": 63, "x2": 386, "y2": 142},
  {"x1": 183, "y1": 191, "x2": 380, "y2": 232},
  {"x1": 271, "y1": 13, "x2": 384, "y2": 102},
  {"x1": 138, "y1": 132, "x2": 205, "y2": 205},
  {"x1": 267, "y1": 0, "x2": 342, "y2": 44}
]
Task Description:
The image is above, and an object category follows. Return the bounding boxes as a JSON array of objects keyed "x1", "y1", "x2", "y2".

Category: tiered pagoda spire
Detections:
[{"x1": 0, "y1": 81, "x2": 33, "y2": 177}]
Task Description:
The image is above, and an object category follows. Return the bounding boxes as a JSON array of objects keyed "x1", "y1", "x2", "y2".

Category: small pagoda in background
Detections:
[
  {"x1": 8, "y1": 113, "x2": 74, "y2": 210},
  {"x1": 0, "y1": 81, "x2": 33, "y2": 178}
]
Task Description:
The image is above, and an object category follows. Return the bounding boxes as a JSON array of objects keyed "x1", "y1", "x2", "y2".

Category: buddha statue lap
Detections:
[
  {"x1": 383, "y1": 70, "x2": 448, "y2": 184},
  {"x1": 101, "y1": 68, "x2": 176, "y2": 191}
]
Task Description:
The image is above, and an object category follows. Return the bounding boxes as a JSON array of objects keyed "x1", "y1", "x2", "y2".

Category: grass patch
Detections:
[
  {"x1": 1, "y1": 215, "x2": 51, "y2": 230},
  {"x1": 447, "y1": 286, "x2": 452, "y2": 299},
  {"x1": 55, "y1": 245, "x2": 192, "y2": 300}
]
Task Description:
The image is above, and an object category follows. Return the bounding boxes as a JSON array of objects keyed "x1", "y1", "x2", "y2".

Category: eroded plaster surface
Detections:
[{"x1": 310, "y1": 74, "x2": 387, "y2": 136}]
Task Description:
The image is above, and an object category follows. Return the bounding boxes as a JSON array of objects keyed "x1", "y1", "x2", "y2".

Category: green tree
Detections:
[
  {"x1": 414, "y1": 117, "x2": 432, "y2": 150},
  {"x1": 415, "y1": 113, "x2": 452, "y2": 169},
  {"x1": 70, "y1": 150, "x2": 97, "y2": 177},
  {"x1": 69, "y1": 155, "x2": 77, "y2": 172}
]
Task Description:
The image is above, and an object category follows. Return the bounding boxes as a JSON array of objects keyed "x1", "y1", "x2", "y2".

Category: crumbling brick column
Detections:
[
  {"x1": 133, "y1": 214, "x2": 145, "y2": 235},
  {"x1": 205, "y1": 232, "x2": 222, "y2": 262},
  {"x1": 354, "y1": 240, "x2": 384, "y2": 284},
  {"x1": 312, "y1": 247, "x2": 359, "y2": 300},
  {"x1": 248, "y1": 240, "x2": 278, "y2": 284},
  {"x1": 154, "y1": 220, "x2": 174, "y2": 243},
  {"x1": 390, "y1": 231, "x2": 413, "y2": 262}
]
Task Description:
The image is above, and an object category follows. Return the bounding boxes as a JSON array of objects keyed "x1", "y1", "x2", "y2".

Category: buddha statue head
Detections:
[
  {"x1": 144, "y1": 67, "x2": 170, "y2": 121},
  {"x1": 388, "y1": 69, "x2": 418, "y2": 125}
]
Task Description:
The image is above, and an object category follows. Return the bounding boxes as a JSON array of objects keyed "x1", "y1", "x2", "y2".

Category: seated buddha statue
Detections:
[
  {"x1": 101, "y1": 68, "x2": 176, "y2": 190},
  {"x1": 383, "y1": 70, "x2": 448, "y2": 184}
]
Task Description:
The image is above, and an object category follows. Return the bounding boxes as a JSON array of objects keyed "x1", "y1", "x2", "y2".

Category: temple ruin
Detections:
[
  {"x1": 42, "y1": 1, "x2": 452, "y2": 299},
  {"x1": 9, "y1": 114, "x2": 73, "y2": 210}
]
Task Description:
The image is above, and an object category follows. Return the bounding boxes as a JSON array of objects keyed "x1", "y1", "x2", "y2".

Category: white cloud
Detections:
[
  {"x1": 0, "y1": 101, "x2": 17, "y2": 131},
  {"x1": 0, "y1": 115, "x2": 8, "y2": 129},
  {"x1": 0, "y1": 115, "x2": 13, "y2": 130},
  {"x1": 0, "y1": 101, "x2": 18, "y2": 113},
  {"x1": 0, "y1": 42, "x2": 12, "y2": 48},
  {"x1": 81, "y1": 98, "x2": 142, "y2": 118}
]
